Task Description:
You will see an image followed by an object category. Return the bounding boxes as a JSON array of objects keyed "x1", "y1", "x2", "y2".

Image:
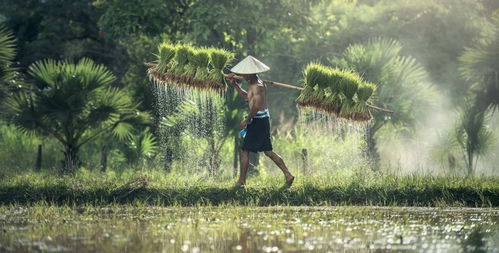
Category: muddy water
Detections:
[{"x1": 0, "y1": 206, "x2": 497, "y2": 252}]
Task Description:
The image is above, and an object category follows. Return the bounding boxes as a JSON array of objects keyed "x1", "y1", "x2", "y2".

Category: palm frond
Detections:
[{"x1": 0, "y1": 23, "x2": 16, "y2": 84}]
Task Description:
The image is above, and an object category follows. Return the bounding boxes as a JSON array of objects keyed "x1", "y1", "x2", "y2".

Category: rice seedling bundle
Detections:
[
  {"x1": 308, "y1": 65, "x2": 331, "y2": 108},
  {"x1": 207, "y1": 48, "x2": 235, "y2": 90},
  {"x1": 192, "y1": 49, "x2": 210, "y2": 78},
  {"x1": 296, "y1": 63, "x2": 321, "y2": 106},
  {"x1": 147, "y1": 43, "x2": 235, "y2": 93},
  {"x1": 295, "y1": 63, "x2": 375, "y2": 121},
  {"x1": 356, "y1": 82, "x2": 376, "y2": 111},
  {"x1": 338, "y1": 71, "x2": 361, "y2": 117},
  {"x1": 183, "y1": 47, "x2": 198, "y2": 78},
  {"x1": 172, "y1": 45, "x2": 191, "y2": 74},
  {"x1": 155, "y1": 42, "x2": 176, "y2": 73}
]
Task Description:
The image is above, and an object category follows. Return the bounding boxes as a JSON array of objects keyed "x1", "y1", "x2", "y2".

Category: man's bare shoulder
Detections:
[{"x1": 250, "y1": 84, "x2": 266, "y2": 95}]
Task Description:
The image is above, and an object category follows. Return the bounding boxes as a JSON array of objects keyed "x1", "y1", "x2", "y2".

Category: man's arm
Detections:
[{"x1": 231, "y1": 81, "x2": 248, "y2": 101}]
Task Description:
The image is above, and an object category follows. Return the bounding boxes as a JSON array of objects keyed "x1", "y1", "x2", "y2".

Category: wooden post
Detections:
[
  {"x1": 301, "y1": 148, "x2": 308, "y2": 174},
  {"x1": 35, "y1": 144, "x2": 42, "y2": 171},
  {"x1": 100, "y1": 144, "x2": 108, "y2": 172},
  {"x1": 233, "y1": 136, "x2": 239, "y2": 178},
  {"x1": 249, "y1": 152, "x2": 260, "y2": 175}
]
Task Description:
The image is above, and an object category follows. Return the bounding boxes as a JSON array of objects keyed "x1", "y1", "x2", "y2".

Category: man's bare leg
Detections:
[
  {"x1": 236, "y1": 149, "x2": 250, "y2": 186},
  {"x1": 264, "y1": 151, "x2": 294, "y2": 185}
]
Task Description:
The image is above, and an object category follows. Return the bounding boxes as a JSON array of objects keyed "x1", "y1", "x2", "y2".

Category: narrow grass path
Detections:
[{"x1": 1, "y1": 170, "x2": 498, "y2": 207}]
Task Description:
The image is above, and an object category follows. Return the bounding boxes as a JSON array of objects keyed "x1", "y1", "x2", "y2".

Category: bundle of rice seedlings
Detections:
[
  {"x1": 296, "y1": 85, "x2": 314, "y2": 106},
  {"x1": 308, "y1": 65, "x2": 330, "y2": 109},
  {"x1": 355, "y1": 82, "x2": 376, "y2": 113},
  {"x1": 321, "y1": 68, "x2": 346, "y2": 114},
  {"x1": 328, "y1": 68, "x2": 344, "y2": 96},
  {"x1": 339, "y1": 71, "x2": 361, "y2": 116},
  {"x1": 172, "y1": 44, "x2": 191, "y2": 75},
  {"x1": 183, "y1": 47, "x2": 198, "y2": 78},
  {"x1": 207, "y1": 48, "x2": 235, "y2": 92},
  {"x1": 296, "y1": 63, "x2": 321, "y2": 105},
  {"x1": 192, "y1": 48, "x2": 210, "y2": 81},
  {"x1": 155, "y1": 42, "x2": 176, "y2": 73}
]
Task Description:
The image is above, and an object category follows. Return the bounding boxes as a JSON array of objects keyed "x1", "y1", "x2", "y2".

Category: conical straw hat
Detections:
[{"x1": 230, "y1": 55, "x2": 270, "y2": 74}]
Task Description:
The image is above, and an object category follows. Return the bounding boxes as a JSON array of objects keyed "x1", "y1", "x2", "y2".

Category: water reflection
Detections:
[{"x1": 0, "y1": 206, "x2": 497, "y2": 252}]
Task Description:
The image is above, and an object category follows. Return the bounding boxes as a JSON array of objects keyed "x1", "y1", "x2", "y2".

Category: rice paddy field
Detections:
[
  {"x1": 0, "y1": 170, "x2": 498, "y2": 252},
  {"x1": 0, "y1": 205, "x2": 497, "y2": 252}
]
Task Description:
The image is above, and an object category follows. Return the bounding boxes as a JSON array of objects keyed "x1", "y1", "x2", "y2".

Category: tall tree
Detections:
[
  {"x1": 455, "y1": 16, "x2": 499, "y2": 175},
  {"x1": 455, "y1": 104, "x2": 494, "y2": 176}
]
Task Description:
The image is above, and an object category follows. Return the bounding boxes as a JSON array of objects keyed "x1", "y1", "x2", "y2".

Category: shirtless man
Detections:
[{"x1": 227, "y1": 55, "x2": 295, "y2": 187}]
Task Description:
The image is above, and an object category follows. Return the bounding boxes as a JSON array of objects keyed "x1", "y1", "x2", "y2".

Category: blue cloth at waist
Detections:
[{"x1": 253, "y1": 109, "x2": 270, "y2": 118}]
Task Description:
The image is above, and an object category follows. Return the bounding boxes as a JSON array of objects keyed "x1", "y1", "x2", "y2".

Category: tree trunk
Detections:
[
  {"x1": 467, "y1": 149, "x2": 474, "y2": 177},
  {"x1": 62, "y1": 145, "x2": 79, "y2": 174},
  {"x1": 364, "y1": 122, "x2": 380, "y2": 170},
  {"x1": 301, "y1": 148, "x2": 308, "y2": 174},
  {"x1": 163, "y1": 148, "x2": 173, "y2": 172},
  {"x1": 35, "y1": 144, "x2": 42, "y2": 171},
  {"x1": 100, "y1": 144, "x2": 108, "y2": 172}
]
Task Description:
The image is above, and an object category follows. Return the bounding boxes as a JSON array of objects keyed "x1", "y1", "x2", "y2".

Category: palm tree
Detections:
[
  {"x1": 456, "y1": 17, "x2": 499, "y2": 175},
  {"x1": 455, "y1": 104, "x2": 493, "y2": 176},
  {"x1": 0, "y1": 23, "x2": 16, "y2": 106},
  {"x1": 4, "y1": 58, "x2": 150, "y2": 173},
  {"x1": 330, "y1": 38, "x2": 438, "y2": 167},
  {"x1": 459, "y1": 17, "x2": 499, "y2": 112}
]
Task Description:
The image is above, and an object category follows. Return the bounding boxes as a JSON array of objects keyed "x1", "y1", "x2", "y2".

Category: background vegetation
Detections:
[{"x1": 0, "y1": 0, "x2": 498, "y2": 192}]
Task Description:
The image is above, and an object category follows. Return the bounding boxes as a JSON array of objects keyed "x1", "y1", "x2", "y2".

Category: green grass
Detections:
[{"x1": 0, "y1": 168, "x2": 497, "y2": 207}]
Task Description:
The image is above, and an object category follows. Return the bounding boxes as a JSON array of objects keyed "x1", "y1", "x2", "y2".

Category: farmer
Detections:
[{"x1": 227, "y1": 56, "x2": 295, "y2": 187}]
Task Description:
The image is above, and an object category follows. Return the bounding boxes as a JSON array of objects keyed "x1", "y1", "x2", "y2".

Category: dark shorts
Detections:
[{"x1": 241, "y1": 117, "x2": 273, "y2": 152}]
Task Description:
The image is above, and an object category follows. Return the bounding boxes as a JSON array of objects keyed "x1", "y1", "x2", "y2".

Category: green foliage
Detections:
[
  {"x1": 94, "y1": 0, "x2": 187, "y2": 39},
  {"x1": 0, "y1": 123, "x2": 61, "y2": 172},
  {"x1": 331, "y1": 38, "x2": 437, "y2": 132},
  {"x1": 459, "y1": 17, "x2": 499, "y2": 112},
  {"x1": 456, "y1": 105, "x2": 494, "y2": 176},
  {"x1": 431, "y1": 129, "x2": 460, "y2": 172},
  {"x1": 4, "y1": 58, "x2": 150, "y2": 172},
  {"x1": 0, "y1": 23, "x2": 16, "y2": 105},
  {"x1": 330, "y1": 38, "x2": 438, "y2": 166},
  {"x1": 1, "y1": 0, "x2": 498, "y2": 177},
  {"x1": 120, "y1": 127, "x2": 158, "y2": 166},
  {"x1": 0, "y1": 23, "x2": 15, "y2": 81}
]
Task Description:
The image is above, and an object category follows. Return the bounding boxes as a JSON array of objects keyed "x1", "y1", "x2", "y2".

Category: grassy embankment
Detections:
[{"x1": 0, "y1": 168, "x2": 498, "y2": 207}]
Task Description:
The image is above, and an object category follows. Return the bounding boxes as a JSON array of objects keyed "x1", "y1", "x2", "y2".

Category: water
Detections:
[
  {"x1": 1, "y1": 206, "x2": 497, "y2": 252},
  {"x1": 151, "y1": 80, "x2": 227, "y2": 172}
]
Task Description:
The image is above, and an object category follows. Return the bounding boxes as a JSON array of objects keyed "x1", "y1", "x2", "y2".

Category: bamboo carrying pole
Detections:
[{"x1": 224, "y1": 74, "x2": 394, "y2": 113}]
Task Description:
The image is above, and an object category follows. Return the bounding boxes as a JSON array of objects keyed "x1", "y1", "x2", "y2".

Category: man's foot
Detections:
[{"x1": 284, "y1": 175, "x2": 295, "y2": 188}]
